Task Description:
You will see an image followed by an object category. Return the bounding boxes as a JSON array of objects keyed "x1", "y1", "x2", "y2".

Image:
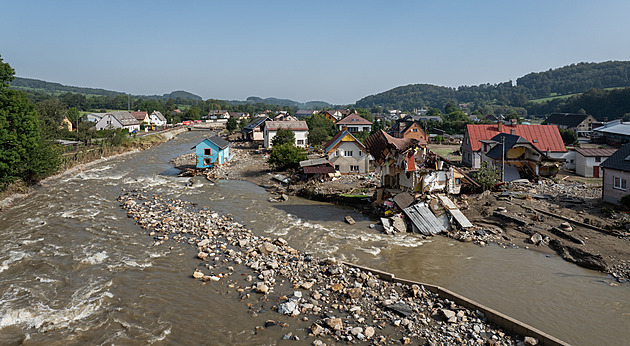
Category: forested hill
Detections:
[
  {"x1": 354, "y1": 60, "x2": 630, "y2": 111},
  {"x1": 517, "y1": 61, "x2": 630, "y2": 99},
  {"x1": 10, "y1": 77, "x2": 202, "y2": 101},
  {"x1": 226, "y1": 96, "x2": 333, "y2": 109}
]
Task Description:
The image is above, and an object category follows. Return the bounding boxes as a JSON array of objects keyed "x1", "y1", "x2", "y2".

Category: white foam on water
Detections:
[
  {"x1": 149, "y1": 326, "x2": 172, "y2": 344},
  {"x1": 361, "y1": 246, "x2": 382, "y2": 256},
  {"x1": 80, "y1": 251, "x2": 108, "y2": 265},
  {"x1": 0, "y1": 280, "x2": 114, "y2": 332},
  {"x1": 21, "y1": 237, "x2": 45, "y2": 245},
  {"x1": 0, "y1": 251, "x2": 29, "y2": 273},
  {"x1": 35, "y1": 276, "x2": 57, "y2": 283}
]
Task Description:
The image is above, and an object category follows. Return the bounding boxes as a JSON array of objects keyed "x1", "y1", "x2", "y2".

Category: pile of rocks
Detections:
[{"x1": 119, "y1": 189, "x2": 536, "y2": 345}]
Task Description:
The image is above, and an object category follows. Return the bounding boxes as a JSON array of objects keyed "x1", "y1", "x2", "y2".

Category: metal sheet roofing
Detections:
[
  {"x1": 265, "y1": 121, "x2": 308, "y2": 131},
  {"x1": 465, "y1": 124, "x2": 566, "y2": 153},
  {"x1": 593, "y1": 122, "x2": 630, "y2": 136},
  {"x1": 574, "y1": 148, "x2": 617, "y2": 157},
  {"x1": 403, "y1": 203, "x2": 445, "y2": 236}
]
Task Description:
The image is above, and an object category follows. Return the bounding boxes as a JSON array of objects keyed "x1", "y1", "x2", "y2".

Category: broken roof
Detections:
[
  {"x1": 403, "y1": 203, "x2": 445, "y2": 236},
  {"x1": 364, "y1": 130, "x2": 423, "y2": 162},
  {"x1": 193, "y1": 136, "x2": 230, "y2": 150},
  {"x1": 485, "y1": 133, "x2": 534, "y2": 160}
]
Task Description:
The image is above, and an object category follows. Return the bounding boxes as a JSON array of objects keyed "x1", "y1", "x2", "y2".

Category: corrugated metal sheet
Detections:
[{"x1": 403, "y1": 203, "x2": 445, "y2": 236}]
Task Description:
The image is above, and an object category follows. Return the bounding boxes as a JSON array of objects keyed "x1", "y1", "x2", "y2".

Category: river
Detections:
[{"x1": 0, "y1": 130, "x2": 628, "y2": 345}]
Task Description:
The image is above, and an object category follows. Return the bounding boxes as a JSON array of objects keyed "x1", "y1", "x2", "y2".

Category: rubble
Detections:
[{"x1": 118, "y1": 189, "x2": 530, "y2": 345}]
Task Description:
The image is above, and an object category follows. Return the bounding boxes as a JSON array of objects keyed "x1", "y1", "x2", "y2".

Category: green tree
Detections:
[
  {"x1": 0, "y1": 54, "x2": 60, "y2": 189},
  {"x1": 559, "y1": 128, "x2": 578, "y2": 145},
  {"x1": 305, "y1": 114, "x2": 336, "y2": 137},
  {"x1": 307, "y1": 127, "x2": 330, "y2": 146},
  {"x1": 272, "y1": 128, "x2": 295, "y2": 147},
  {"x1": 267, "y1": 143, "x2": 307, "y2": 170},
  {"x1": 226, "y1": 117, "x2": 238, "y2": 132},
  {"x1": 474, "y1": 161, "x2": 500, "y2": 191}
]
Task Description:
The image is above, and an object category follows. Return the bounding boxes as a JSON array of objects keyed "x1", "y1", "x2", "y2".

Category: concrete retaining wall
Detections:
[{"x1": 342, "y1": 261, "x2": 570, "y2": 346}]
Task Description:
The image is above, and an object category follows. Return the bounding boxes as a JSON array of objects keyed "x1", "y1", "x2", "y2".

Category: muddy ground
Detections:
[{"x1": 174, "y1": 144, "x2": 630, "y2": 282}]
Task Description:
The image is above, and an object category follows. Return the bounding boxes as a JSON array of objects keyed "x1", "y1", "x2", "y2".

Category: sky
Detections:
[{"x1": 2, "y1": 0, "x2": 630, "y2": 105}]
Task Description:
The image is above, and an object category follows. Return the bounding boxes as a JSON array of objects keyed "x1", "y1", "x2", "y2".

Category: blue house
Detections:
[{"x1": 193, "y1": 136, "x2": 231, "y2": 168}]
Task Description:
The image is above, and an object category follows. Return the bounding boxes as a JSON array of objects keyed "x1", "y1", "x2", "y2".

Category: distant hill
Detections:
[
  {"x1": 9, "y1": 77, "x2": 202, "y2": 101},
  {"x1": 354, "y1": 60, "x2": 630, "y2": 111},
  {"x1": 227, "y1": 96, "x2": 333, "y2": 109}
]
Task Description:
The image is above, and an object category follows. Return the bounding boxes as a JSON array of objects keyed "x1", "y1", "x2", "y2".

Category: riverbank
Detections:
[
  {"x1": 181, "y1": 144, "x2": 630, "y2": 283},
  {"x1": 120, "y1": 189, "x2": 546, "y2": 345},
  {"x1": 0, "y1": 127, "x2": 188, "y2": 212}
]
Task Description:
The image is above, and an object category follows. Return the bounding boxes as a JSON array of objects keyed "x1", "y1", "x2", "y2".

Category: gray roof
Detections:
[
  {"x1": 486, "y1": 133, "x2": 532, "y2": 160},
  {"x1": 207, "y1": 136, "x2": 230, "y2": 149},
  {"x1": 151, "y1": 111, "x2": 167, "y2": 122},
  {"x1": 545, "y1": 113, "x2": 592, "y2": 128},
  {"x1": 243, "y1": 116, "x2": 269, "y2": 132},
  {"x1": 593, "y1": 122, "x2": 630, "y2": 136},
  {"x1": 600, "y1": 143, "x2": 630, "y2": 172},
  {"x1": 108, "y1": 111, "x2": 139, "y2": 126}
]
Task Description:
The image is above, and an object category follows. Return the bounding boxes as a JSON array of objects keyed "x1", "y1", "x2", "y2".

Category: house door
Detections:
[{"x1": 593, "y1": 166, "x2": 599, "y2": 178}]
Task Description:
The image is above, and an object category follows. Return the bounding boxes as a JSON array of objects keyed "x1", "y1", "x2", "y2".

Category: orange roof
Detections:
[{"x1": 466, "y1": 124, "x2": 566, "y2": 152}]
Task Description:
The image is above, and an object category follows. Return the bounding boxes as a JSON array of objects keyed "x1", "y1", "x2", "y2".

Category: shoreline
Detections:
[{"x1": 0, "y1": 127, "x2": 187, "y2": 212}]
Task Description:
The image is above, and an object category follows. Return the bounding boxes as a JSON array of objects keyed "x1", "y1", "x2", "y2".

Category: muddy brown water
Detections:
[{"x1": 0, "y1": 131, "x2": 628, "y2": 345}]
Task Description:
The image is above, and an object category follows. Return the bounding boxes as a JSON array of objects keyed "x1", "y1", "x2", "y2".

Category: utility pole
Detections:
[{"x1": 501, "y1": 135, "x2": 505, "y2": 182}]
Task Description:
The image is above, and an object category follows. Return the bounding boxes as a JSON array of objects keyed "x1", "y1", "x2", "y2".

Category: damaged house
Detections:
[
  {"x1": 479, "y1": 133, "x2": 562, "y2": 180},
  {"x1": 365, "y1": 130, "x2": 476, "y2": 194}
]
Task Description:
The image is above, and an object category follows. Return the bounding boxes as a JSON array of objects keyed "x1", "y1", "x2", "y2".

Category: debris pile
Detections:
[{"x1": 119, "y1": 189, "x2": 531, "y2": 344}]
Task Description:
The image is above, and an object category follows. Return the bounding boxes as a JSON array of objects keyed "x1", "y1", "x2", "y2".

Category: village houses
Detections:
[
  {"x1": 323, "y1": 129, "x2": 371, "y2": 174},
  {"x1": 95, "y1": 111, "x2": 141, "y2": 132},
  {"x1": 263, "y1": 120, "x2": 309, "y2": 148},
  {"x1": 461, "y1": 121, "x2": 568, "y2": 169},
  {"x1": 335, "y1": 113, "x2": 373, "y2": 133}
]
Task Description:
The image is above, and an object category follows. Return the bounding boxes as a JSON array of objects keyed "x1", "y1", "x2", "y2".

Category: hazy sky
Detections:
[{"x1": 2, "y1": 1, "x2": 630, "y2": 105}]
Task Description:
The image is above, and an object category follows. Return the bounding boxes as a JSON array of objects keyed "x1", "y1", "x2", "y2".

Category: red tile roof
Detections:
[
  {"x1": 336, "y1": 113, "x2": 373, "y2": 125},
  {"x1": 466, "y1": 124, "x2": 566, "y2": 152}
]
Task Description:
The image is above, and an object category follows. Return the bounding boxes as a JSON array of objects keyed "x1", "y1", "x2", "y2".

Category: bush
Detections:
[
  {"x1": 267, "y1": 143, "x2": 307, "y2": 170},
  {"x1": 474, "y1": 161, "x2": 500, "y2": 191}
]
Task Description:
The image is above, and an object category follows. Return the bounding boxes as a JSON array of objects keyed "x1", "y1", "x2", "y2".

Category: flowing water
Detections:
[{"x1": 0, "y1": 131, "x2": 628, "y2": 345}]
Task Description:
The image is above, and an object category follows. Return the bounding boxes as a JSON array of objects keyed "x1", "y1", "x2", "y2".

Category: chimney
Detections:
[
  {"x1": 510, "y1": 129, "x2": 515, "y2": 135},
  {"x1": 497, "y1": 121, "x2": 503, "y2": 132},
  {"x1": 511, "y1": 118, "x2": 517, "y2": 126}
]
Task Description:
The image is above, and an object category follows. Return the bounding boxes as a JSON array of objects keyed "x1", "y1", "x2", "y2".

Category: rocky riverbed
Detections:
[{"x1": 119, "y1": 189, "x2": 541, "y2": 345}]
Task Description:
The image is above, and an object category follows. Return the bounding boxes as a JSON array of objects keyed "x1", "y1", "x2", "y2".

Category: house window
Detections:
[
  {"x1": 335, "y1": 150, "x2": 339, "y2": 157},
  {"x1": 350, "y1": 165, "x2": 359, "y2": 172},
  {"x1": 358, "y1": 151, "x2": 363, "y2": 157},
  {"x1": 595, "y1": 156, "x2": 601, "y2": 162},
  {"x1": 334, "y1": 165, "x2": 340, "y2": 171},
  {"x1": 204, "y1": 148, "x2": 211, "y2": 156},
  {"x1": 614, "y1": 176, "x2": 627, "y2": 190},
  {"x1": 344, "y1": 151, "x2": 353, "y2": 157},
  {"x1": 455, "y1": 178, "x2": 461, "y2": 185},
  {"x1": 204, "y1": 158, "x2": 212, "y2": 165},
  {"x1": 297, "y1": 139, "x2": 304, "y2": 145},
  {"x1": 412, "y1": 128, "x2": 417, "y2": 132}
]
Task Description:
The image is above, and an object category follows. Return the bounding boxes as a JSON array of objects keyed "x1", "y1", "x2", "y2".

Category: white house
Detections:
[
  {"x1": 324, "y1": 130, "x2": 371, "y2": 174},
  {"x1": 574, "y1": 148, "x2": 617, "y2": 178},
  {"x1": 95, "y1": 111, "x2": 141, "y2": 132},
  {"x1": 149, "y1": 111, "x2": 168, "y2": 126},
  {"x1": 263, "y1": 121, "x2": 309, "y2": 148}
]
